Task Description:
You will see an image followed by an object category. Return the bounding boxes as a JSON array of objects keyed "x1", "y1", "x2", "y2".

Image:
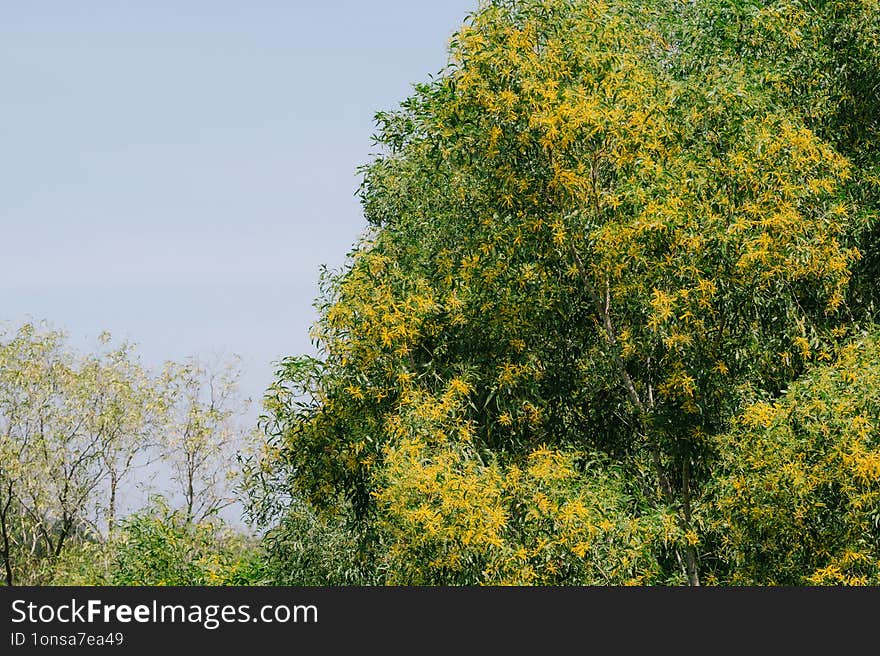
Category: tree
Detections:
[
  {"x1": 0, "y1": 323, "x2": 67, "y2": 585},
  {"x1": 161, "y1": 356, "x2": 252, "y2": 525},
  {"x1": 0, "y1": 323, "x2": 126, "y2": 584},
  {"x1": 253, "y1": 0, "x2": 873, "y2": 585},
  {"x1": 78, "y1": 334, "x2": 167, "y2": 535}
]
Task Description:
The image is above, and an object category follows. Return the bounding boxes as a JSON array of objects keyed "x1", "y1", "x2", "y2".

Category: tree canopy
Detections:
[{"x1": 251, "y1": 0, "x2": 878, "y2": 585}]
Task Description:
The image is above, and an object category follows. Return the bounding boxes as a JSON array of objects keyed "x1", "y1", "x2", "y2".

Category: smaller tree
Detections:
[
  {"x1": 161, "y1": 356, "x2": 252, "y2": 525},
  {"x1": 0, "y1": 322, "x2": 107, "y2": 585},
  {"x1": 76, "y1": 333, "x2": 168, "y2": 536}
]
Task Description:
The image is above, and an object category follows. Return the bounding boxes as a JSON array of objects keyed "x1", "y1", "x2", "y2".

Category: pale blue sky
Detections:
[{"x1": 0, "y1": 1, "x2": 478, "y2": 408}]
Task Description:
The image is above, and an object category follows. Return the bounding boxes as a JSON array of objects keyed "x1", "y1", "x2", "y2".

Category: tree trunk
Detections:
[
  {"x1": 682, "y1": 461, "x2": 700, "y2": 586},
  {"x1": 108, "y1": 471, "x2": 117, "y2": 535},
  {"x1": 53, "y1": 515, "x2": 73, "y2": 559},
  {"x1": 570, "y1": 245, "x2": 701, "y2": 585},
  {"x1": 186, "y1": 471, "x2": 194, "y2": 525},
  {"x1": 0, "y1": 489, "x2": 14, "y2": 587}
]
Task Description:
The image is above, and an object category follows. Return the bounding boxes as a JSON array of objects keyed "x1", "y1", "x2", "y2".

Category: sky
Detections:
[
  {"x1": 0, "y1": 1, "x2": 479, "y2": 524},
  {"x1": 0, "y1": 0, "x2": 478, "y2": 406}
]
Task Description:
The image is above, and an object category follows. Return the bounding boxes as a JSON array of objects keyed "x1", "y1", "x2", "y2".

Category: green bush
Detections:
[{"x1": 109, "y1": 499, "x2": 258, "y2": 586}]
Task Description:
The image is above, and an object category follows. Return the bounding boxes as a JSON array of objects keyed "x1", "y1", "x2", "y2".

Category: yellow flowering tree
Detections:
[{"x1": 252, "y1": 0, "x2": 877, "y2": 585}]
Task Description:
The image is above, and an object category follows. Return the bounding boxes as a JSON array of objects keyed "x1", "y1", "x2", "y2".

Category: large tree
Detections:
[{"x1": 253, "y1": 0, "x2": 877, "y2": 585}]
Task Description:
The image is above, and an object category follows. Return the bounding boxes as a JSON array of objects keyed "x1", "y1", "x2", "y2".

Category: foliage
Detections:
[
  {"x1": 161, "y1": 356, "x2": 254, "y2": 525},
  {"x1": 378, "y1": 439, "x2": 680, "y2": 585},
  {"x1": 711, "y1": 330, "x2": 880, "y2": 585},
  {"x1": 108, "y1": 498, "x2": 256, "y2": 586},
  {"x1": 670, "y1": 0, "x2": 880, "y2": 319},
  {"x1": 255, "y1": 501, "x2": 380, "y2": 586},
  {"x1": 31, "y1": 501, "x2": 261, "y2": 587},
  {"x1": 252, "y1": 0, "x2": 876, "y2": 585},
  {"x1": 0, "y1": 321, "x2": 255, "y2": 585},
  {"x1": 41, "y1": 540, "x2": 113, "y2": 586},
  {"x1": 0, "y1": 322, "x2": 160, "y2": 585}
]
